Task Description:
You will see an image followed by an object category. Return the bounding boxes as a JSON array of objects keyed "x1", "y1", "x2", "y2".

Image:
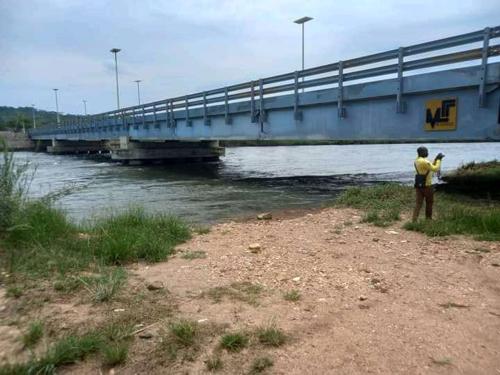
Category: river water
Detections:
[{"x1": 14, "y1": 142, "x2": 499, "y2": 224}]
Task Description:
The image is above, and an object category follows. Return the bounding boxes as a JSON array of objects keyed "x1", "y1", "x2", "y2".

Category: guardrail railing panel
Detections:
[{"x1": 29, "y1": 26, "x2": 500, "y2": 137}]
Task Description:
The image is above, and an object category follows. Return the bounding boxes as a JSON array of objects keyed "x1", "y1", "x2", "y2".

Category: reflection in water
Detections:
[{"x1": 14, "y1": 142, "x2": 500, "y2": 224}]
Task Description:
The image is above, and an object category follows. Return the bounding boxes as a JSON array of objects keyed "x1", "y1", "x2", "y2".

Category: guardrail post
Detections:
[
  {"x1": 250, "y1": 81, "x2": 256, "y2": 123},
  {"x1": 142, "y1": 106, "x2": 147, "y2": 129},
  {"x1": 185, "y1": 97, "x2": 192, "y2": 127},
  {"x1": 169, "y1": 99, "x2": 176, "y2": 128},
  {"x1": 224, "y1": 87, "x2": 232, "y2": 125},
  {"x1": 258, "y1": 79, "x2": 266, "y2": 131},
  {"x1": 203, "y1": 92, "x2": 211, "y2": 126},
  {"x1": 153, "y1": 105, "x2": 159, "y2": 128},
  {"x1": 396, "y1": 47, "x2": 407, "y2": 113},
  {"x1": 294, "y1": 71, "x2": 303, "y2": 121},
  {"x1": 337, "y1": 61, "x2": 346, "y2": 118},
  {"x1": 479, "y1": 27, "x2": 490, "y2": 108}
]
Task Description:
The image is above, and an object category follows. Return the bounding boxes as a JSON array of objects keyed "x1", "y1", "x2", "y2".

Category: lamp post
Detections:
[
  {"x1": 53, "y1": 88, "x2": 60, "y2": 125},
  {"x1": 134, "y1": 80, "x2": 142, "y2": 105},
  {"x1": 294, "y1": 16, "x2": 313, "y2": 92},
  {"x1": 31, "y1": 104, "x2": 36, "y2": 129},
  {"x1": 83, "y1": 99, "x2": 87, "y2": 115},
  {"x1": 110, "y1": 48, "x2": 121, "y2": 109}
]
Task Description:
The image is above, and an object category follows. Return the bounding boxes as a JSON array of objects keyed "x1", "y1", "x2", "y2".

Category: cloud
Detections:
[{"x1": 1, "y1": 0, "x2": 499, "y2": 114}]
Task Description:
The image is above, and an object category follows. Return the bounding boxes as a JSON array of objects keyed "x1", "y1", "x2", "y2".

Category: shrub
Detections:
[{"x1": 256, "y1": 324, "x2": 286, "y2": 347}]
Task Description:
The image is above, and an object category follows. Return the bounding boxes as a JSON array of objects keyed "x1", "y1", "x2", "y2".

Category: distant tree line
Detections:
[{"x1": 0, "y1": 106, "x2": 79, "y2": 132}]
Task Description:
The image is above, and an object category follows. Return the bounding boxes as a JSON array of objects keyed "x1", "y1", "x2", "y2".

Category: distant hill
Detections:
[{"x1": 0, "y1": 106, "x2": 79, "y2": 131}]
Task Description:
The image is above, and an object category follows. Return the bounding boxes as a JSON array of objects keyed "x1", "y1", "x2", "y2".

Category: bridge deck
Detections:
[{"x1": 30, "y1": 26, "x2": 500, "y2": 143}]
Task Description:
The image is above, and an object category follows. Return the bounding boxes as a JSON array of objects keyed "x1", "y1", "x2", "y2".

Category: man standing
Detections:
[{"x1": 412, "y1": 146, "x2": 444, "y2": 221}]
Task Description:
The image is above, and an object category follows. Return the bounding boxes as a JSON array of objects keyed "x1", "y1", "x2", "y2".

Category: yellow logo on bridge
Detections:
[{"x1": 425, "y1": 98, "x2": 457, "y2": 131}]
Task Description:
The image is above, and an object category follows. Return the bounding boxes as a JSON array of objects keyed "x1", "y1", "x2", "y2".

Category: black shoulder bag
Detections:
[{"x1": 414, "y1": 162, "x2": 429, "y2": 188}]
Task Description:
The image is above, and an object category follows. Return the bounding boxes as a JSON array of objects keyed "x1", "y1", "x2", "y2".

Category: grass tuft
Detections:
[
  {"x1": 249, "y1": 356, "x2": 274, "y2": 374},
  {"x1": 205, "y1": 356, "x2": 223, "y2": 372},
  {"x1": 220, "y1": 332, "x2": 249, "y2": 352},
  {"x1": 101, "y1": 342, "x2": 129, "y2": 366},
  {"x1": 283, "y1": 290, "x2": 301, "y2": 302},
  {"x1": 256, "y1": 324, "x2": 286, "y2": 347},
  {"x1": 169, "y1": 320, "x2": 198, "y2": 347},
  {"x1": 79, "y1": 268, "x2": 126, "y2": 303},
  {"x1": 22, "y1": 321, "x2": 43, "y2": 348},
  {"x1": 6, "y1": 285, "x2": 23, "y2": 298}
]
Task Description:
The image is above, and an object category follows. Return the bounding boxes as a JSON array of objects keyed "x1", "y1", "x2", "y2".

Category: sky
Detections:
[{"x1": 1, "y1": 0, "x2": 499, "y2": 115}]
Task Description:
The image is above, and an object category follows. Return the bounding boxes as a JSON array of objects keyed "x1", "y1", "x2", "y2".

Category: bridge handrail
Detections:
[{"x1": 30, "y1": 26, "x2": 500, "y2": 134}]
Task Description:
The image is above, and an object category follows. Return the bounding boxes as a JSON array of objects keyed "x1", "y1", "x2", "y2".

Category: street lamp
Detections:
[
  {"x1": 134, "y1": 80, "x2": 142, "y2": 105},
  {"x1": 53, "y1": 88, "x2": 60, "y2": 125},
  {"x1": 83, "y1": 99, "x2": 87, "y2": 115},
  {"x1": 110, "y1": 48, "x2": 121, "y2": 109},
  {"x1": 31, "y1": 104, "x2": 36, "y2": 129},
  {"x1": 294, "y1": 16, "x2": 313, "y2": 92}
]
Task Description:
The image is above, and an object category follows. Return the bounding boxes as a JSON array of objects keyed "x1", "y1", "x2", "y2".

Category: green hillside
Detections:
[{"x1": 0, "y1": 106, "x2": 79, "y2": 131}]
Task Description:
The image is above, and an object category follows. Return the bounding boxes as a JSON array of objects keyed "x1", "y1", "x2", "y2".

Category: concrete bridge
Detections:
[{"x1": 30, "y1": 26, "x2": 500, "y2": 162}]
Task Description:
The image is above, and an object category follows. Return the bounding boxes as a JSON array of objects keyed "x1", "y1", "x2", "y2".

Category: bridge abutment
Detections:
[
  {"x1": 47, "y1": 139, "x2": 109, "y2": 154},
  {"x1": 109, "y1": 137, "x2": 224, "y2": 163}
]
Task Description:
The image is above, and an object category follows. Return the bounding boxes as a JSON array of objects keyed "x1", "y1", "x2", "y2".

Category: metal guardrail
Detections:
[{"x1": 31, "y1": 26, "x2": 500, "y2": 136}]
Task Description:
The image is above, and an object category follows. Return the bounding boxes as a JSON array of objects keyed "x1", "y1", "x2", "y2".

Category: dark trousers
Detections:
[{"x1": 412, "y1": 187, "x2": 434, "y2": 221}]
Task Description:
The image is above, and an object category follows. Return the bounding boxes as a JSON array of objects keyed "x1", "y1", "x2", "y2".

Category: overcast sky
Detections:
[{"x1": 1, "y1": 0, "x2": 499, "y2": 115}]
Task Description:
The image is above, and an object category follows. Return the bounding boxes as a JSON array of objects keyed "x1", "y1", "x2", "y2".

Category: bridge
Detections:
[{"x1": 30, "y1": 26, "x2": 500, "y2": 162}]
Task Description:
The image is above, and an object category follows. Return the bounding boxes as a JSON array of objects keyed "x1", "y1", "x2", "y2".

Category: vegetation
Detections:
[
  {"x1": 204, "y1": 282, "x2": 263, "y2": 306},
  {"x1": 220, "y1": 332, "x2": 249, "y2": 352},
  {"x1": 181, "y1": 250, "x2": 207, "y2": 260},
  {"x1": 0, "y1": 105, "x2": 80, "y2": 131},
  {"x1": 79, "y1": 268, "x2": 127, "y2": 302},
  {"x1": 0, "y1": 323, "x2": 135, "y2": 374},
  {"x1": 336, "y1": 181, "x2": 500, "y2": 240},
  {"x1": 256, "y1": 324, "x2": 286, "y2": 347},
  {"x1": 22, "y1": 321, "x2": 44, "y2": 348},
  {"x1": 283, "y1": 290, "x2": 301, "y2": 302},
  {"x1": 249, "y1": 356, "x2": 274, "y2": 374},
  {"x1": 169, "y1": 320, "x2": 198, "y2": 347},
  {"x1": 205, "y1": 356, "x2": 223, "y2": 372},
  {"x1": 441, "y1": 160, "x2": 500, "y2": 197},
  {"x1": 336, "y1": 183, "x2": 414, "y2": 227}
]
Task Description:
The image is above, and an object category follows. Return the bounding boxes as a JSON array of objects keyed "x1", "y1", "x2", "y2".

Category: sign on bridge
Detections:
[{"x1": 425, "y1": 98, "x2": 457, "y2": 131}]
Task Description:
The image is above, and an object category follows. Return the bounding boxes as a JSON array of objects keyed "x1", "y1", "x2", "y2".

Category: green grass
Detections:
[
  {"x1": 336, "y1": 183, "x2": 413, "y2": 227},
  {"x1": 22, "y1": 321, "x2": 43, "y2": 348},
  {"x1": 0, "y1": 322, "x2": 134, "y2": 373},
  {"x1": 101, "y1": 342, "x2": 129, "y2": 366},
  {"x1": 249, "y1": 356, "x2": 274, "y2": 374},
  {"x1": 169, "y1": 320, "x2": 198, "y2": 347},
  {"x1": 283, "y1": 290, "x2": 301, "y2": 302},
  {"x1": 89, "y1": 208, "x2": 191, "y2": 265},
  {"x1": 6, "y1": 285, "x2": 23, "y2": 298},
  {"x1": 79, "y1": 268, "x2": 127, "y2": 303},
  {"x1": 337, "y1": 182, "x2": 500, "y2": 240},
  {"x1": 442, "y1": 160, "x2": 500, "y2": 196},
  {"x1": 220, "y1": 332, "x2": 249, "y2": 352},
  {"x1": 256, "y1": 324, "x2": 286, "y2": 347},
  {"x1": 181, "y1": 250, "x2": 207, "y2": 260}
]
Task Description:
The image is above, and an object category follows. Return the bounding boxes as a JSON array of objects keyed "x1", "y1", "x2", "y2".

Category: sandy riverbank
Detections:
[{"x1": 1, "y1": 206, "x2": 499, "y2": 374}]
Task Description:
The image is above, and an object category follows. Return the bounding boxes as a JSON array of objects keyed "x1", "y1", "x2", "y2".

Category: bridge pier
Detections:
[
  {"x1": 47, "y1": 139, "x2": 109, "y2": 155},
  {"x1": 109, "y1": 137, "x2": 224, "y2": 163}
]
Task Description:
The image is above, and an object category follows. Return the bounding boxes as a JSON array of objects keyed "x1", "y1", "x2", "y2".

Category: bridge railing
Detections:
[{"x1": 30, "y1": 26, "x2": 500, "y2": 136}]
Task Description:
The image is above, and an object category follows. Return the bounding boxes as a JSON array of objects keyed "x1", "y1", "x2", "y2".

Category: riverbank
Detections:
[{"x1": 1, "y1": 204, "x2": 499, "y2": 374}]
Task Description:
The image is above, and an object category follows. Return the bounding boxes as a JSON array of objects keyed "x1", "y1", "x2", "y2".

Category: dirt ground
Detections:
[{"x1": 1, "y1": 207, "x2": 499, "y2": 374}]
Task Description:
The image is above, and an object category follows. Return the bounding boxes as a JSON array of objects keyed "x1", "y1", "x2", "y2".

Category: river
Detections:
[{"x1": 13, "y1": 142, "x2": 500, "y2": 224}]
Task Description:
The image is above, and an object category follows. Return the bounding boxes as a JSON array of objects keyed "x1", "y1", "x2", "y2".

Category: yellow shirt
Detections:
[{"x1": 414, "y1": 157, "x2": 441, "y2": 187}]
